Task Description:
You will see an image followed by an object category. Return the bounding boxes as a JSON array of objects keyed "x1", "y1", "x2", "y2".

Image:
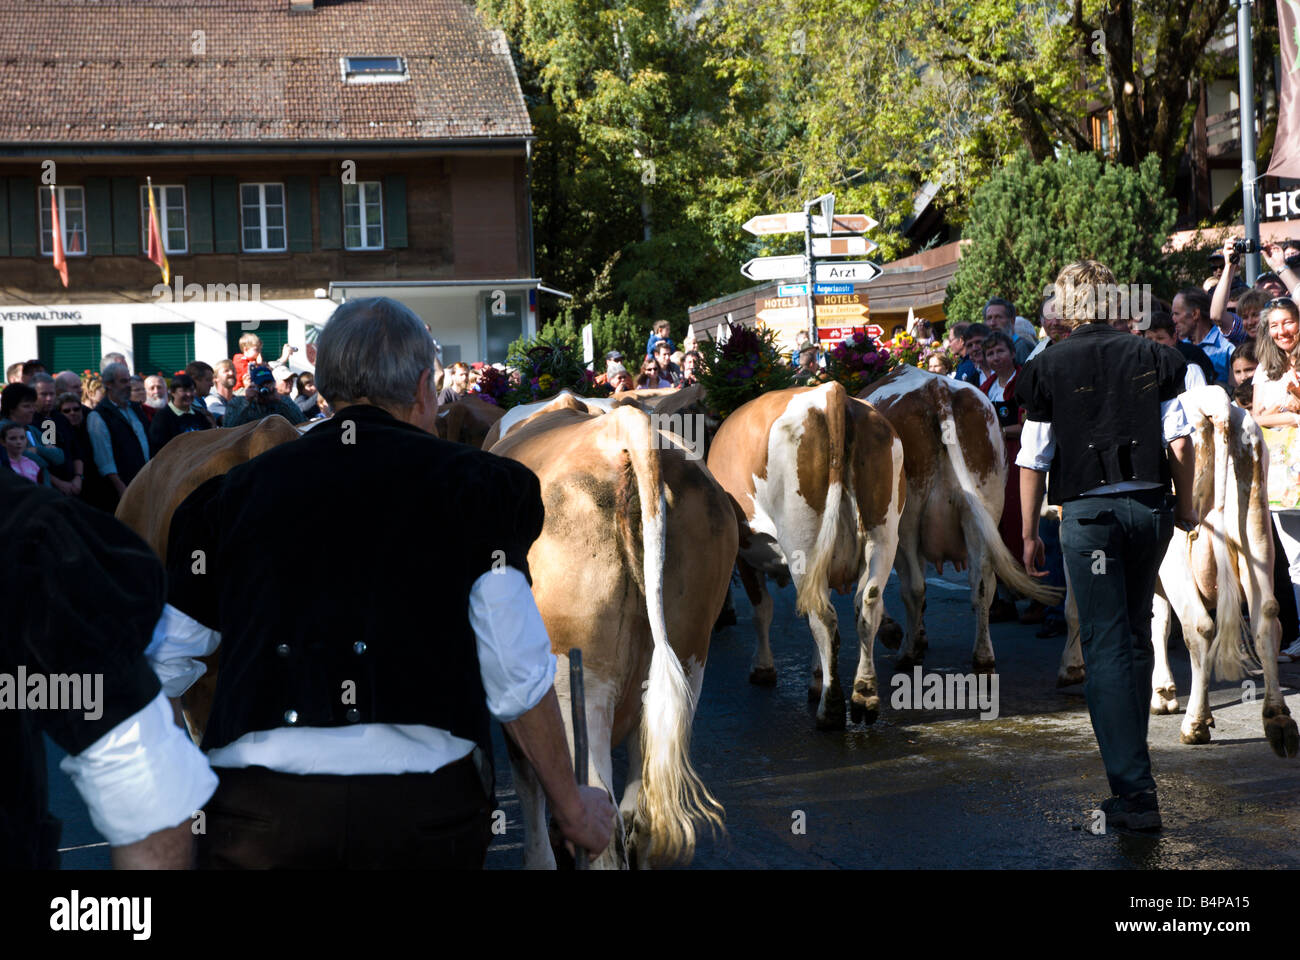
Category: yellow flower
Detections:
[{"x1": 538, "y1": 374, "x2": 554, "y2": 389}]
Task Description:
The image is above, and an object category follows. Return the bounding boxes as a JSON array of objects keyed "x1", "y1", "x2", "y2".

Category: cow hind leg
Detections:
[
  {"x1": 1057, "y1": 562, "x2": 1086, "y2": 687},
  {"x1": 739, "y1": 560, "x2": 777, "y2": 686},
  {"x1": 968, "y1": 538, "x2": 997, "y2": 674},
  {"x1": 1177, "y1": 609, "x2": 1216, "y2": 745},
  {"x1": 893, "y1": 532, "x2": 928, "y2": 671},
  {"x1": 1149, "y1": 588, "x2": 1179, "y2": 715},
  {"x1": 1240, "y1": 553, "x2": 1300, "y2": 758},
  {"x1": 807, "y1": 607, "x2": 846, "y2": 730},
  {"x1": 851, "y1": 531, "x2": 897, "y2": 725}
]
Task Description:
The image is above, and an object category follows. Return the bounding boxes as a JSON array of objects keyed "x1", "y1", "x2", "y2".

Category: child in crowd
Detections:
[{"x1": 2, "y1": 420, "x2": 39, "y2": 483}]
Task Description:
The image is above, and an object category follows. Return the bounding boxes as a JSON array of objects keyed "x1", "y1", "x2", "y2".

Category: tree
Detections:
[{"x1": 943, "y1": 148, "x2": 1177, "y2": 323}]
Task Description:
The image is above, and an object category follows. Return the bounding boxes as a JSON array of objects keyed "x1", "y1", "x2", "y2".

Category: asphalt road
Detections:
[{"x1": 48, "y1": 567, "x2": 1300, "y2": 869}]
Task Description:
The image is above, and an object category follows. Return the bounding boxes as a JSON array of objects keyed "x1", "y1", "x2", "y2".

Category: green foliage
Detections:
[
  {"x1": 495, "y1": 335, "x2": 606, "y2": 410},
  {"x1": 944, "y1": 148, "x2": 1177, "y2": 323},
  {"x1": 696, "y1": 322, "x2": 796, "y2": 418}
]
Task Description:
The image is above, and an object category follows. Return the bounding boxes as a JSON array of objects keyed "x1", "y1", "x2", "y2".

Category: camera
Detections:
[
  {"x1": 1232, "y1": 238, "x2": 1260, "y2": 253},
  {"x1": 256, "y1": 384, "x2": 274, "y2": 401}
]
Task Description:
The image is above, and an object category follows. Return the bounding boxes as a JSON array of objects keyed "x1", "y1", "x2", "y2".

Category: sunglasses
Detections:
[{"x1": 1265, "y1": 297, "x2": 1297, "y2": 310}]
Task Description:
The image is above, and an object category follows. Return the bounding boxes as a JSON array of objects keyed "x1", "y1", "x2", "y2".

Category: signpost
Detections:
[
  {"x1": 740, "y1": 193, "x2": 883, "y2": 355},
  {"x1": 741, "y1": 254, "x2": 808, "y2": 282}
]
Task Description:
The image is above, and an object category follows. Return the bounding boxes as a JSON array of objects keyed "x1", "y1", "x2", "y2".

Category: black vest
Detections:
[
  {"x1": 1015, "y1": 323, "x2": 1186, "y2": 504},
  {"x1": 165, "y1": 405, "x2": 546, "y2": 771},
  {"x1": 92, "y1": 397, "x2": 148, "y2": 484}
]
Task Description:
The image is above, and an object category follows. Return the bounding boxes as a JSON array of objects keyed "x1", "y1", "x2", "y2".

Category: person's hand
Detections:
[
  {"x1": 1264, "y1": 241, "x2": 1288, "y2": 273},
  {"x1": 1222, "y1": 237, "x2": 1238, "y2": 265},
  {"x1": 554, "y1": 784, "x2": 617, "y2": 857},
  {"x1": 50, "y1": 476, "x2": 71, "y2": 495},
  {"x1": 1022, "y1": 535, "x2": 1047, "y2": 578},
  {"x1": 70, "y1": 476, "x2": 82, "y2": 496},
  {"x1": 1175, "y1": 502, "x2": 1199, "y2": 532}
]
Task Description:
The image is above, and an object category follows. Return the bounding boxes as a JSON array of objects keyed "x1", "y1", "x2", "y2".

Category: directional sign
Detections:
[
  {"x1": 742, "y1": 254, "x2": 808, "y2": 282},
  {"x1": 815, "y1": 303, "x2": 869, "y2": 320},
  {"x1": 778, "y1": 283, "x2": 809, "y2": 297},
  {"x1": 811, "y1": 235, "x2": 877, "y2": 257},
  {"x1": 742, "y1": 212, "x2": 808, "y2": 236},
  {"x1": 816, "y1": 326, "x2": 868, "y2": 344},
  {"x1": 814, "y1": 283, "x2": 854, "y2": 295},
  {"x1": 811, "y1": 213, "x2": 879, "y2": 235},
  {"x1": 758, "y1": 307, "x2": 808, "y2": 326},
  {"x1": 864, "y1": 323, "x2": 884, "y2": 339},
  {"x1": 814, "y1": 260, "x2": 882, "y2": 283}
]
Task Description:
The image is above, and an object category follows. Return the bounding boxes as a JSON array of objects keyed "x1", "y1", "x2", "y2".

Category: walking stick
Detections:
[{"x1": 569, "y1": 648, "x2": 589, "y2": 870}]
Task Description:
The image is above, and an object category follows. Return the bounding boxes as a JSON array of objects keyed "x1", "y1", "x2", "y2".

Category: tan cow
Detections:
[
  {"x1": 1058, "y1": 387, "x2": 1299, "y2": 757},
  {"x1": 707, "y1": 382, "x2": 906, "y2": 729},
  {"x1": 434, "y1": 394, "x2": 505, "y2": 447},
  {"x1": 862, "y1": 365, "x2": 1062, "y2": 672},
  {"x1": 115, "y1": 416, "x2": 303, "y2": 740},
  {"x1": 489, "y1": 395, "x2": 735, "y2": 867}
]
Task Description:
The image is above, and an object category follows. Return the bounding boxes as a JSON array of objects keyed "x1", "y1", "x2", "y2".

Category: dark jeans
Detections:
[
  {"x1": 1061, "y1": 490, "x2": 1174, "y2": 798},
  {"x1": 198, "y1": 755, "x2": 493, "y2": 869}
]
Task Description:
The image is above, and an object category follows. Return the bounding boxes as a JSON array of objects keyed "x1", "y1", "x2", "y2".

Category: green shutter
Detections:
[
  {"x1": 188, "y1": 175, "x2": 214, "y2": 254},
  {"x1": 286, "y1": 175, "x2": 312, "y2": 252},
  {"x1": 38, "y1": 325, "x2": 102, "y2": 373},
  {"x1": 225, "y1": 319, "x2": 288, "y2": 360},
  {"x1": 111, "y1": 176, "x2": 138, "y2": 255},
  {"x1": 0, "y1": 179, "x2": 9, "y2": 256},
  {"x1": 319, "y1": 176, "x2": 341, "y2": 250},
  {"x1": 383, "y1": 174, "x2": 407, "y2": 249},
  {"x1": 85, "y1": 177, "x2": 113, "y2": 256},
  {"x1": 132, "y1": 322, "x2": 195, "y2": 377},
  {"x1": 213, "y1": 176, "x2": 238, "y2": 253},
  {"x1": 9, "y1": 177, "x2": 35, "y2": 256}
]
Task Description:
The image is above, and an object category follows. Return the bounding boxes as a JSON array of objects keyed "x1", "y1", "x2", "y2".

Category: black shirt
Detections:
[{"x1": 148, "y1": 403, "x2": 212, "y2": 456}]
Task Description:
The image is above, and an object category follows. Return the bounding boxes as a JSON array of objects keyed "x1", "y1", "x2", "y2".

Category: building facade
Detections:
[{"x1": 0, "y1": 0, "x2": 537, "y2": 377}]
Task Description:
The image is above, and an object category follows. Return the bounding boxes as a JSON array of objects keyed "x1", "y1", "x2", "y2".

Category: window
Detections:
[
  {"x1": 341, "y1": 56, "x2": 408, "y2": 83},
  {"x1": 139, "y1": 185, "x2": 188, "y2": 254},
  {"x1": 240, "y1": 183, "x2": 287, "y2": 252},
  {"x1": 1091, "y1": 110, "x2": 1116, "y2": 157},
  {"x1": 343, "y1": 182, "x2": 384, "y2": 249},
  {"x1": 39, "y1": 186, "x2": 88, "y2": 256}
]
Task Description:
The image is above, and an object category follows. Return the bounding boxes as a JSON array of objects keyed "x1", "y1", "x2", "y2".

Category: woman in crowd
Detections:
[
  {"x1": 82, "y1": 373, "x2": 104, "y2": 408},
  {"x1": 680, "y1": 351, "x2": 701, "y2": 386},
  {"x1": 1, "y1": 420, "x2": 40, "y2": 483},
  {"x1": 636, "y1": 354, "x2": 673, "y2": 389},
  {"x1": 979, "y1": 330, "x2": 1025, "y2": 621},
  {"x1": 1251, "y1": 296, "x2": 1300, "y2": 660},
  {"x1": 294, "y1": 371, "x2": 319, "y2": 418},
  {"x1": 147, "y1": 374, "x2": 212, "y2": 455}
]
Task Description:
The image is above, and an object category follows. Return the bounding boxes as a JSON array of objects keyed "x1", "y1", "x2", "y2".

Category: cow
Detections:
[
  {"x1": 483, "y1": 387, "x2": 692, "y2": 449},
  {"x1": 488, "y1": 394, "x2": 736, "y2": 867},
  {"x1": 862, "y1": 365, "x2": 1062, "y2": 673},
  {"x1": 114, "y1": 415, "x2": 303, "y2": 740},
  {"x1": 706, "y1": 381, "x2": 906, "y2": 730},
  {"x1": 434, "y1": 394, "x2": 505, "y2": 447},
  {"x1": 1058, "y1": 386, "x2": 1299, "y2": 758}
]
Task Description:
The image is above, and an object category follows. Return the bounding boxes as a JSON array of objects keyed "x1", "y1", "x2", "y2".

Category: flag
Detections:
[
  {"x1": 1267, "y1": 0, "x2": 1300, "y2": 178},
  {"x1": 906, "y1": 305, "x2": 918, "y2": 335},
  {"x1": 146, "y1": 180, "x2": 170, "y2": 285},
  {"x1": 50, "y1": 188, "x2": 68, "y2": 288}
]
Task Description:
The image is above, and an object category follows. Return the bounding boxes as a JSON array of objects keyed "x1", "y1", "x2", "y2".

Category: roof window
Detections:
[{"x1": 341, "y1": 57, "x2": 408, "y2": 84}]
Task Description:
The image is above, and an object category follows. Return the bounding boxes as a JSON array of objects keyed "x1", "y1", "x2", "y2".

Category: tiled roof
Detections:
[{"x1": 0, "y1": 0, "x2": 532, "y2": 143}]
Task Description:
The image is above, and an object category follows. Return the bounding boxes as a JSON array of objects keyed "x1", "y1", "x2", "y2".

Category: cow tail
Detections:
[
  {"x1": 944, "y1": 386, "x2": 1063, "y2": 606},
  {"x1": 1194, "y1": 389, "x2": 1254, "y2": 681},
  {"x1": 795, "y1": 382, "x2": 847, "y2": 620},
  {"x1": 615, "y1": 407, "x2": 723, "y2": 864}
]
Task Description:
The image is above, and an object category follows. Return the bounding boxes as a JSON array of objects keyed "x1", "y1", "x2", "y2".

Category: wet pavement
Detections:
[{"x1": 48, "y1": 568, "x2": 1300, "y2": 869}]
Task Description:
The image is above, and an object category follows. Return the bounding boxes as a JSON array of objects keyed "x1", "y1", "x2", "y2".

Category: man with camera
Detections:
[{"x1": 222, "y1": 365, "x2": 305, "y2": 429}]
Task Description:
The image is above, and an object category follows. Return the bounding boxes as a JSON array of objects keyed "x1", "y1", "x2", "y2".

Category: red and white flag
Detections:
[
  {"x1": 146, "y1": 177, "x2": 170, "y2": 284},
  {"x1": 50, "y1": 188, "x2": 68, "y2": 288}
]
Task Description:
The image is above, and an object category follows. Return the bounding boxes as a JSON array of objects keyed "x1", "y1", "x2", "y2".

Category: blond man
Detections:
[{"x1": 1016, "y1": 260, "x2": 1198, "y2": 832}]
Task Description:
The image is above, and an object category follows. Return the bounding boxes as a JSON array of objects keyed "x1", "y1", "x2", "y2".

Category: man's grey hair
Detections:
[
  {"x1": 29, "y1": 372, "x2": 54, "y2": 386},
  {"x1": 100, "y1": 352, "x2": 127, "y2": 373},
  {"x1": 314, "y1": 297, "x2": 436, "y2": 409},
  {"x1": 984, "y1": 297, "x2": 1017, "y2": 319},
  {"x1": 102, "y1": 362, "x2": 130, "y2": 383}
]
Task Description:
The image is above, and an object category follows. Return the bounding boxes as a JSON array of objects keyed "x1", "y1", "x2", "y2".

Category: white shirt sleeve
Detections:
[
  {"x1": 1184, "y1": 363, "x2": 1207, "y2": 391},
  {"x1": 58, "y1": 690, "x2": 218, "y2": 847},
  {"x1": 145, "y1": 603, "x2": 222, "y2": 697},
  {"x1": 1160, "y1": 396, "x2": 1194, "y2": 442},
  {"x1": 468, "y1": 566, "x2": 556, "y2": 723},
  {"x1": 1016, "y1": 419, "x2": 1055, "y2": 472}
]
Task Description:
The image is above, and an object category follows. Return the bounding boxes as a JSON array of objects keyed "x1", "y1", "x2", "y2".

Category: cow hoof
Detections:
[
  {"x1": 1056, "y1": 666, "x2": 1085, "y2": 688},
  {"x1": 816, "y1": 685, "x2": 846, "y2": 729},
  {"x1": 1264, "y1": 714, "x2": 1300, "y2": 758},
  {"x1": 972, "y1": 658, "x2": 996, "y2": 675},
  {"x1": 850, "y1": 693, "x2": 879, "y2": 725},
  {"x1": 749, "y1": 666, "x2": 777, "y2": 686},
  {"x1": 895, "y1": 652, "x2": 923, "y2": 671},
  {"x1": 1180, "y1": 721, "x2": 1213, "y2": 745},
  {"x1": 1150, "y1": 686, "x2": 1179, "y2": 715},
  {"x1": 878, "y1": 618, "x2": 903, "y2": 651},
  {"x1": 807, "y1": 683, "x2": 822, "y2": 704}
]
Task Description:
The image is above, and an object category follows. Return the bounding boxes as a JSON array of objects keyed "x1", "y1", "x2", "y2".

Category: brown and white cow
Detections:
[
  {"x1": 707, "y1": 381, "x2": 906, "y2": 730},
  {"x1": 1058, "y1": 386, "x2": 1299, "y2": 757},
  {"x1": 434, "y1": 394, "x2": 505, "y2": 447},
  {"x1": 489, "y1": 395, "x2": 735, "y2": 867},
  {"x1": 862, "y1": 365, "x2": 1062, "y2": 672},
  {"x1": 115, "y1": 415, "x2": 303, "y2": 740}
]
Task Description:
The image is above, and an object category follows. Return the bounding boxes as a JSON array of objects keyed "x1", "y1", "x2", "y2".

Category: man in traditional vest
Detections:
[
  {"x1": 85, "y1": 360, "x2": 150, "y2": 511},
  {"x1": 158, "y1": 296, "x2": 615, "y2": 869},
  {"x1": 1017, "y1": 261, "x2": 1198, "y2": 833}
]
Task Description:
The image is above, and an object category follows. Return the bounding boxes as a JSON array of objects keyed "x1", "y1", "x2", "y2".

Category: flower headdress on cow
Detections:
[
  {"x1": 696, "y1": 321, "x2": 796, "y2": 419},
  {"x1": 821, "y1": 332, "x2": 898, "y2": 395},
  {"x1": 485, "y1": 335, "x2": 608, "y2": 409}
]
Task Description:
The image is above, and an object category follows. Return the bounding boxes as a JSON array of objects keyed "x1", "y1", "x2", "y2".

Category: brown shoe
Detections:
[{"x1": 1019, "y1": 601, "x2": 1047, "y2": 625}]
